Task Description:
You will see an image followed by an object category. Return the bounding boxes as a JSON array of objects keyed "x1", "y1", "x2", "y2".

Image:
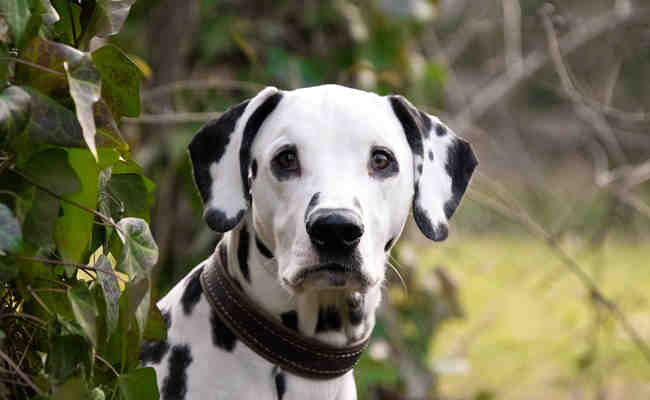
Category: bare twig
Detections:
[
  {"x1": 95, "y1": 354, "x2": 119, "y2": 377},
  {"x1": 502, "y1": 0, "x2": 523, "y2": 72},
  {"x1": 0, "y1": 349, "x2": 44, "y2": 395},
  {"x1": 0, "y1": 57, "x2": 66, "y2": 77},
  {"x1": 141, "y1": 78, "x2": 264, "y2": 101},
  {"x1": 539, "y1": 4, "x2": 627, "y2": 165},
  {"x1": 453, "y1": 6, "x2": 646, "y2": 129},
  {"x1": 468, "y1": 174, "x2": 650, "y2": 365},
  {"x1": 122, "y1": 111, "x2": 223, "y2": 124},
  {"x1": 9, "y1": 168, "x2": 118, "y2": 229}
]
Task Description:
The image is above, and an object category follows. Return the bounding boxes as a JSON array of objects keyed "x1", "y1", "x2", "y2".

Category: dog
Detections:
[{"x1": 140, "y1": 84, "x2": 477, "y2": 399}]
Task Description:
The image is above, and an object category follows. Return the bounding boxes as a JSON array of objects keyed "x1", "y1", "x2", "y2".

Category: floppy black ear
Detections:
[
  {"x1": 188, "y1": 87, "x2": 282, "y2": 232},
  {"x1": 388, "y1": 95, "x2": 478, "y2": 241}
]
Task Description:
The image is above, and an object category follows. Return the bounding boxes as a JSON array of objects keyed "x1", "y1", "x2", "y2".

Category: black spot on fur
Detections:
[
  {"x1": 412, "y1": 186, "x2": 443, "y2": 241},
  {"x1": 384, "y1": 237, "x2": 395, "y2": 252},
  {"x1": 251, "y1": 159, "x2": 258, "y2": 180},
  {"x1": 188, "y1": 100, "x2": 249, "y2": 206},
  {"x1": 219, "y1": 242, "x2": 228, "y2": 270},
  {"x1": 240, "y1": 93, "x2": 283, "y2": 200},
  {"x1": 349, "y1": 308, "x2": 364, "y2": 326},
  {"x1": 435, "y1": 123, "x2": 447, "y2": 137},
  {"x1": 210, "y1": 309, "x2": 237, "y2": 351},
  {"x1": 140, "y1": 339, "x2": 169, "y2": 365},
  {"x1": 304, "y1": 192, "x2": 321, "y2": 224},
  {"x1": 274, "y1": 370, "x2": 286, "y2": 400},
  {"x1": 443, "y1": 139, "x2": 478, "y2": 219},
  {"x1": 315, "y1": 305, "x2": 342, "y2": 332},
  {"x1": 204, "y1": 208, "x2": 244, "y2": 233},
  {"x1": 418, "y1": 110, "x2": 432, "y2": 137},
  {"x1": 255, "y1": 234, "x2": 274, "y2": 258},
  {"x1": 238, "y1": 225, "x2": 251, "y2": 282},
  {"x1": 281, "y1": 311, "x2": 298, "y2": 332},
  {"x1": 181, "y1": 266, "x2": 204, "y2": 315},
  {"x1": 389, "y1": 96, "x2": 424, "y2": 156},
  {"x1": 428, "y1": 150, "x2": 434, "y2": 161},
  {"x1": 161, "y1": 345, "x2": 193, "y2": 400},
  {"x1": 417, "y1": 164, "x2": 423, "y2": 174}
]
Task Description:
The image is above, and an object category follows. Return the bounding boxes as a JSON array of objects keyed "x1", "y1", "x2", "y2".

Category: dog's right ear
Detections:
[{"x1": 189, "y1": 87, "x2": 282, "y2": 232}]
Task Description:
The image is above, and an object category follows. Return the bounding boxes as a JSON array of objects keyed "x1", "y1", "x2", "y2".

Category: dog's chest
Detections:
[{"x1": 142, "y1": 265, "x2": 356, "y2": 400}]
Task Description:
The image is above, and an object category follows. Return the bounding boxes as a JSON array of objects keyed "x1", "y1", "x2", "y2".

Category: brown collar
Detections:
[{"x1": 200, "y1": 255, "x2": 370, "y2": 379}]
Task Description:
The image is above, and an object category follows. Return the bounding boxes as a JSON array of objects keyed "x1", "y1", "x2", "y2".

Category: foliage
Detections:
[{"x1": 0, "y1": 1, "x2": 161, "y2": 399}]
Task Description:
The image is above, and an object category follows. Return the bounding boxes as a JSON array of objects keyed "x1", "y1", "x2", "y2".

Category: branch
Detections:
[
  {"x1": 0, "y1": 349, "x2": 44, "y2": 396},
  {"x1": 122, "y1": 111, "x2": 223, "y2": 124},
  {"x1": 453, "y1": 6, "x2": 647, "y2": 129},
  {"x1": 141, "y1": 78, "x2": 264, "y2": 102},
  {"x1": 467, "y1": 174, "x2": 650, "y2": 365}
]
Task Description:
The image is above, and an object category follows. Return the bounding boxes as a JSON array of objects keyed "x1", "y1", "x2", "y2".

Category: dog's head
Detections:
[{"x1": 189, "y1": 84, "x2": 476, "y2": 318}]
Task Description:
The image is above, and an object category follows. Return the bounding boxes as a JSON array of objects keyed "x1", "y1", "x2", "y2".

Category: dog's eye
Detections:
[
  {"x1": 371, "y1": 150, "x2": 394, "y2": 170},
  {"x1": 369, "y1": 147, "x2": 398, "y2": 178},
  {"x1": 271, "y1": 146, "x2": 301, "y2": 180},
  {"x1": 274, "y1": 149, "x2": 298, "y2": 170}
]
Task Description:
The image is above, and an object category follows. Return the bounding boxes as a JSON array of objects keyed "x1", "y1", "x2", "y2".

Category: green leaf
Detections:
[
  {"x1": 116, "y1": 218, "x2": 158, "y2": 279},
  {"x1": 79, "y1": 0, "x2": 136, "y2": 45},
  {"x1": 52, "y1": 376, "x2": 90, "y2": 400},
  {"x1": 16, "y1": 37, "x2": 83, "y2": 95},
  {"x1": 0, "y1": 0, "x2": 31, "y2": 46},
  {"x1": 0, "y1": 86, "x2": 31, "y2": 143},
  {"x1": 0, "y1": 256, "x2": 18, "y2": 281},
  {"x1": 143, "y1": 304, "x2": 167, "y2": 341},
  {"x1": 108, "y1": 174, "x2": 150, "y2": 220},
  {"x1": 21, "y1": 148, "x2": 81, "y2": 248},
  {"x1": 50, "y1": 0, "x2": 81, "y2": 46},
  {"x1": 40, "y1": 0, "x2": 60, "y2": 24},
  {"x1": 47, "y1": 334, "x2": 92, "y2": 383},
  {"x1": 92, "y1": 44, "x2": 141, "y2": 118},
  {"x1": 0, "y1": 202, "x2": 22, "y2": 253},
  {"x1": 64, "y1": 54, "x2": 101, "y2": 160},
  {"x1": 118, "y1": 367, "x2": 159, "y2": 400},
  {"x1": 68, "y1": 284, "x2": 99, "y2": 347},
  {"x1": 94, "y1": 254, "x2": 120, "y2": 339},
  {"x1": 54, "y1": 149, "x2": 99, "y2": 264},
  {"x1": 90, "y1": 387, "x2": 105, "y2": 400}
]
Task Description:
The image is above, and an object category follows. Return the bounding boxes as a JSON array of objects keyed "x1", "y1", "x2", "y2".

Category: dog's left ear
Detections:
[
  {"x1": 189, "y1": 87, "x2": 283, "y2": 232},
  {"x1": 388, "y1": 95, "x2": 478, "y2": 241}
]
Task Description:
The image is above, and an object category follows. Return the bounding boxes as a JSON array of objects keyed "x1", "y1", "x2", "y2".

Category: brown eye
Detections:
[
  {"x1": 275, "y1": 149, "x2": 298, "y2": 170},
  {"x1": 371, "y1": 150, "x2": 391, "y2": 170},
  {"x1": 271, "y1": 146, "x2": 301, "y2": 180}
]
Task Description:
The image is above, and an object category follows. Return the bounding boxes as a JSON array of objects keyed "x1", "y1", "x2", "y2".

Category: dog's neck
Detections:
[{"x1": 217, "y1": 215, "x2": 380, "y2": 348}]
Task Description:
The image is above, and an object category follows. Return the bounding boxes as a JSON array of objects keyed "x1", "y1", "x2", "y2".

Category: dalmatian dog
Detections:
[{"x1": 141, "y1": 84, "x2": 477, "y2": 399}]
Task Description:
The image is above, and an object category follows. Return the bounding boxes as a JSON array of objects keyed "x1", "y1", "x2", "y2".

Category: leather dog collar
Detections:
[{"x1": 200, "y1": 255, "x2": 370, "y2": 379}]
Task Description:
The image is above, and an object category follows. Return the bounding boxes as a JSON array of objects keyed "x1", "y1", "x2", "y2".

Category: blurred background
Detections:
[{"x1": 110, "y1": 0, "x2": 650, "y2": 398}]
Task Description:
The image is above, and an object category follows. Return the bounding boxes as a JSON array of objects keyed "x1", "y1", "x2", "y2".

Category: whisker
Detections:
[{"x1": 385, "y1": 259, "x2": 408, "y2": 295}]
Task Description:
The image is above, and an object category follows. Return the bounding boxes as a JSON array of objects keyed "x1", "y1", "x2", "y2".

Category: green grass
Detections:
[{"x1": 417, "y1": 234, "x2": 650, "y2": 400}]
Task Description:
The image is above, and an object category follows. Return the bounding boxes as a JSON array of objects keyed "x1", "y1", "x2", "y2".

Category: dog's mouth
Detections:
[{"x1": 285, "y1": 263, "x2": 371, "y2": 292}]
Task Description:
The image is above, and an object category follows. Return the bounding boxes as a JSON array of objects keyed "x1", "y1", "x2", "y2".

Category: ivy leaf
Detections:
[
  {"x1": 68, "y1": 284, "x2": 99, "y2": 347},
  {"x1": 64, "y1": 54, "x2": 101, "y2": 160},
  {"x1": 47, "y1": 333, "x2": 92, "y2": 384},
  {"x1": 116, "y1": 218, "x2": 158, "y2": 279},
  {"x1": 54, "y1": 149, "x2": 99, "y2": 264},
  {"x1": 94, "y1": 254, "x2": 120, "y2": 339},
  {"x1": 40, "y1": 0, "x2": 60, "y2": 25},
  {"x1": 21, "y1": 148, "x2": 80, "y2": 249},
  {"x1": 16, "y1": 37, "x2": 84, "y2": 95},
  {"x1": 0, "y1": 257, "x2": 18, "y2": 281},
  {"x1": 92, "y1": 44, "x2": 141, "y2": 118},
  {"x1": 0, "y1": 86, "x2": 31, "y2": 143},
  {"x1": 118, "y1": 367, "x2": 159, "y2": 400},
  {"x1": 80, "y1": 0, "x2": 136, "y2": 44},
  {"x1": 0, "y1": 203, "x2": 22, "y2": 253},
  {"x1": 117, "y1": 218, "x2": 158, "y2": 337},
  {"x1": 52, "y1": 376, "x2": 90, "y2": 400},
  {"x1": 108, "y1": 174, "x2": 150, "y2": 220},
  {"x1": 0, "y1": 0, "x2": 31, "y2": 47}
]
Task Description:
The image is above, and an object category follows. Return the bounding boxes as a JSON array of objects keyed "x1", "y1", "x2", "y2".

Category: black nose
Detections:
[{"x1": 306, "y1": 210, "x2": 364, "y2": 251}]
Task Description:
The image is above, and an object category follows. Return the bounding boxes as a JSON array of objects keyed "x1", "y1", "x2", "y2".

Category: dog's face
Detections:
[{"x1": 189, "y1": 84, "x2": 476, "y2": 305}]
